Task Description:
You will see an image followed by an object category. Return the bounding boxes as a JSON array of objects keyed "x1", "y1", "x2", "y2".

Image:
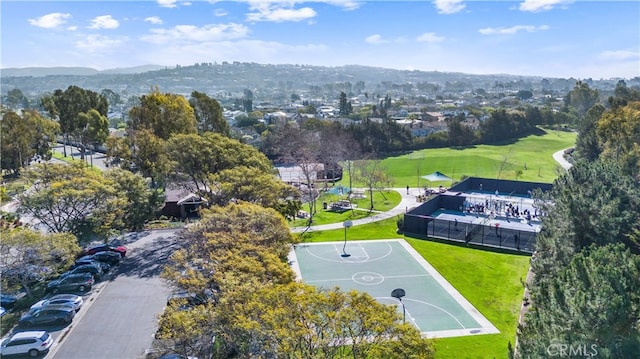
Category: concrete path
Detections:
[
  {"x1": 552, "y1": 148, "x2": 573, "y2": 170},
  {"x1": 291, "y1": 188, "x2": 423, "y2": 233}
]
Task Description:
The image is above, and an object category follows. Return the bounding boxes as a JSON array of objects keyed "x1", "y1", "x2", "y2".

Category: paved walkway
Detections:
[
  {"x1": 291, "y1": 188, "x2": 423, "y2": 233},
  {"x1": 552, "y1": 148, "x2": 573, "y2": 170}
]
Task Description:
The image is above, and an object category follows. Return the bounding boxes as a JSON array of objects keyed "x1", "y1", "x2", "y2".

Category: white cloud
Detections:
[
  {"x1": 246, "y1": 5, "x2": 317, "y2": 22},
  {"x1": 140, "y1": 23, "x2": 250, "y2": 44},
  {"x1": 320, "y1": 0, "x2": 362, "y2": 11},
  {"x1": 28, "y1": 13, "x2": 71, "y2": 29},
  {"x1": 158, "y1": 0, "x2": 177, "y2": 8},
  {"x1": 89, "y1": 15, "x2": 120, "y2": 29},
  {"x1": 67, "y1": 26, "x2": 78, "y2": 31},
  {"x1": 598, "y1": 50, "x2": 639, "y2": 61},
  {"x1": 433, "y1": 0, "x2": 465, "y2": 15},
  {"x1": 144, "y1": 16, "x2": 163, "y2": 25},
  {"x1": 365, "y1": 34, "x2": 389, "y2": 44},
  {"x1": 479, "y1": 25, "x2": 549, "y2": 35},
  {"x1": 519, "y1": 0, "x2": 574, "y2": 12},
  {"x1": 214, "y1": 8, "x2": 228, "y2": 16},
  {"x1": 74, "y1": 34, "x2": 127, "y2": 53},
  {"x1": 416, "y1": 32, "x2": 445, "y2": 43}
]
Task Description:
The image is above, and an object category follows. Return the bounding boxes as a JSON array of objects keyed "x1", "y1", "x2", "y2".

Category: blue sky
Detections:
[{"x1": 1, "y1": 1, "x2": 638, "y2": 79}]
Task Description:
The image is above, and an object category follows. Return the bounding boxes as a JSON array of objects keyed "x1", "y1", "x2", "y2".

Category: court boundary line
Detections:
[
  {"x1": 288, "y1": 239, "x2": 500, "y2": 338},
  {"x1": 395, "y1": 238, "x2": 499, "y2": 334}
]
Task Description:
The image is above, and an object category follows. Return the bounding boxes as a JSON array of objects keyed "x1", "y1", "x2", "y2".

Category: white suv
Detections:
[{"x1": 0, "y1": 330, "x2": 53, "y2": 357}]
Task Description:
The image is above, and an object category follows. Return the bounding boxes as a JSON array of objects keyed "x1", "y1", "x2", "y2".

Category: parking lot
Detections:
[{"x1": 3, "y1": 229, "x2": 181, "y2": 359}]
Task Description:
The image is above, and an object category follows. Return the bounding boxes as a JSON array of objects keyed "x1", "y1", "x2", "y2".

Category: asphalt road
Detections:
[
  {"x1": 52, "y1": 143, "x2": 109, "y2": 172},
  {"x1": 48, "y1": 229, "x2": 181, "y2": 359}
]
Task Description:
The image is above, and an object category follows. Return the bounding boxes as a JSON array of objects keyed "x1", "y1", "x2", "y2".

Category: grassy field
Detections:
[
  {"x1": 298, "y1": 218, "x2": 530, "y2": 359},
  {"x1": 340, "y1": 129, "x2": 577, "y2": 188},
  {"x1": 291, "y1": 190, "x2": 402, "y2": 227},
  {"x1": 52, "y1": 152, "x2": 103, "y2": 173}
]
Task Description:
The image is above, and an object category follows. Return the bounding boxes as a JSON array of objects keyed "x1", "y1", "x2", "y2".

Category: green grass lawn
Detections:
[
  {"x1": 290, "y1": 190, "x2": 402, "y2": 227},
  {"x1": 339, "y1": 129, "x2": 577, "y2": 188},
  {"x1": 298, "y1": 218, "x2": 530, "y2": 359},
  {"x1": 52, "y1": 152, "x2": 103, "y2": 174}
]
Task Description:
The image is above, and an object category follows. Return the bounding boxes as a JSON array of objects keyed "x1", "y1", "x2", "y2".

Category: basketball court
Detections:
[{"x1": 288, "y1": 239, "x2": 499, "y2": 338}]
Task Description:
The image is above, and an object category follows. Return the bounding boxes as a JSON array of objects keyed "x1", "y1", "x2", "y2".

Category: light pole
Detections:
[
  {"x1": 391, "y1": 288, "x2": 406, "y2": 323},
  {"x1": 341, "y1": 220, "x2": 352, "y2": 257}
]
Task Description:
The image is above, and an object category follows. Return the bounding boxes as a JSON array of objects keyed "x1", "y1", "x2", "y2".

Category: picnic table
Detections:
[{"x1": 330, "y1": 200, "x2": 357, "y2": 212}]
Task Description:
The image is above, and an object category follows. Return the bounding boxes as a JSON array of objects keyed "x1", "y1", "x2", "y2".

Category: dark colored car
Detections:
[
  {"x1": 62, "y1": 263, "x2": 104, "y2": 280},
  {"x1": 19, "y1": 304, "x2": 76, "y2": 326},
  {"x1": 1, "y1": 294, "x2": 18, "y2": 309},
  {"x1": 84, "y1": 243, "x2": 127, "y2": 258},
  {"x1": 46, "y1": 273, "x2": 94, "y2": 294},
  {"x1": 71, "y1": 258, "x2": 111, "y2": 273},
  {"x1": 80, "y1": 251, "x2": 122, "y2": 266},
  {"x1": 167, "y1": 289, "x2": 215, "y2": 311}
]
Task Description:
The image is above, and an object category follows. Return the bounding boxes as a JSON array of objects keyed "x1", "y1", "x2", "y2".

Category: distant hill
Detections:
[
  {"x1": 1, "y1": 62, "x2": 629, "y2": 98},
  {"x1": 0, "y1": 65, "x2": 164, "y2": 77}
]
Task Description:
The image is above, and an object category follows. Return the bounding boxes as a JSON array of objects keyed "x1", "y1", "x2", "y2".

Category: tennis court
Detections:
[{"x1": 289, "y1": 239, "x2": 499, "y2": 338}]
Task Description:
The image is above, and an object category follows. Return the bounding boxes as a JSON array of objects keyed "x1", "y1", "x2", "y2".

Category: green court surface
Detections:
[{"x1": 289, "y1": 239, "x2": 499, "y2": 338}]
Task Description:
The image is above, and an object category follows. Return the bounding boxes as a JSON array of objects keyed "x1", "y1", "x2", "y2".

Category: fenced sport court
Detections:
[{"x1": 288, "y1": 239, "x2": 499, "y2": 338}]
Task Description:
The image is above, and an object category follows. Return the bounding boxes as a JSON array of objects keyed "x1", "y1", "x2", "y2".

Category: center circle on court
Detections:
[{"x1": 352, "y1": 272, "x2": 384, "y2": 285}]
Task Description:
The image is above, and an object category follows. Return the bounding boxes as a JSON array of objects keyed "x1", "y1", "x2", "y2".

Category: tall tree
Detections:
[
  {"x1": 0, "y1": 229, "x2": 80, "y2": 297},
  {"x1": 354, "y1": 158, "x2": 394, "y2": 211},
  {"x1": 128, "y1": 89, "x2": 197, "y2": 140},
  {"x1": 574, "y1": 104, "x2": 605, "y2": 162},
  {"x1": 167, "y1": 132, "x2": 275, "y2": 196},
  {"x1": 100, "y1": 88, "x2": 121, "y2": 109},
  {"x1": 104, "y1": 169, "x2": 164, "y2": 231},
  {"x1": 41, "y1": 85, "x2": 108, "y2": 157},
  {"x1": 78, "y1": 109, "x2": 109, "y2": 165},
  {"x1": 1, "y1": 109, "x2": 59, "y2": 174},
  {"x1": 447, "y1": 116, "x2": 476, "y2": 147},
  {"x1": 208, "y1": 166, "x2": 299, "y2": 214},
  {"x1": 189, "y1": 91, "x2": 230, "y2": 136},
  {"x1": 131, "y1": 129, "x2": 172, "y2": 188},
  {"x1": 267, "y1": 123, "x2": 323, "y2": 225},
  {"x1": 18, "y1": 162, "x2": 125, "y2": 238},
  {"x1": 519, "y1": 243, "x2": 640, "y2": 357},
  {"x1": 596, "y1": 101, "x2": 640, "y2": 178},
  {"x1": 215, "y1": 282, "x2": 435, "y2": 358},
  {"x1": 339, "y1": 91, "x2": 352, "y2": 116},
  {"x1": 532, "y1": 160, "x2": 640, "y2": 279},
  {"x1": 4, "y1": 88, "x2": 30, "y2": 109},
  {"x1": 564, "y1": 80, "x2": 600, "y2": 116}
]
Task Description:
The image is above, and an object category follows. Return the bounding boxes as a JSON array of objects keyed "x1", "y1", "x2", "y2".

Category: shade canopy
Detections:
[{"x1": 421, "y1": 171, "x2": 452, "y2": 182}]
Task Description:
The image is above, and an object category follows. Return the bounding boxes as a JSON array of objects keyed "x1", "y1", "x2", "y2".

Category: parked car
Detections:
[
  {"x1": 1, "y1": 294, "x2": 18, "y2": 309},
  {"x1": 83, "y1": 243, "x2": 127, "y2": 258},
  {"x1": 19, "y1": 304, "x2": 76, "y2": 326},
  {"x1": 61, "y1": 263, "x2": 104, "y2": 280},
  {"x1": 167, "y1": 289, "x2": 215, "y2": 311},
  {"x1": 0, "y1": 330, "x2": 53, "y2": 357},
  {"x1": 46, "y1": 273, "x2": 94, "y2": 294},
  {"x1": 80, "y1": 251, "x2": 122, "y2": 265},
  {"x1": 30, "y1": 294, "x2": 84, "y2": 312},
  {"x1": 71, "y1": 258, "x2": 111, "y2": 273}
]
